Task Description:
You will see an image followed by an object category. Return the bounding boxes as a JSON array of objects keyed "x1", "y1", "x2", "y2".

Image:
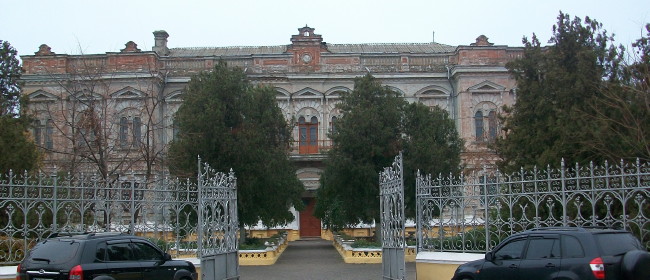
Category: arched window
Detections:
[
  {"x1": 330, "y1": 116, "x2": 338, "y2": 133},
  {"x1": 172, "y1": 120, "x2": 179, "y2": 141},
  {"x1": 45, "y1": 119, "x2": 54, "y2": 149},
  {"x1": 77, "y1": 109, "x2": 98, "y2": 148},
  {"x1": 119, "y1": 117, "x2": 129, "y2": 147},
  {"x1": 474, "y1": 111, "x2": 484, "y2": 142},
  {"x1": 488, "y1": 111, "x2": 497, "y2": 140},
  {"x1": 132, "y1": 117, "x2": 142, "y2": 146},
  {"x1": 298, "y1": 116, "x2": 319, "y2": 154},
  {"x1": 32, "y1": 120, "x2": 42, "y2": 146},
  {"x1": 475, "y1": 109, "x2": 498, "y2": 142}
]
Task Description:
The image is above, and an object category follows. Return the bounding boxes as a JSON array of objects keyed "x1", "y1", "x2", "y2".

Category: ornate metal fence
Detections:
[
  {"x1": 416, "y1": 159, "x2": 650, "y2": 253},
  {"x1": 197, "y1": 159, "x2": 239, "y2": 280},
  {"x1": 0, "y1": 159, "x2": 237, "y2": 266},
  {"x1": 380, "y1": 152, "x2": 406, "y2": 280}
]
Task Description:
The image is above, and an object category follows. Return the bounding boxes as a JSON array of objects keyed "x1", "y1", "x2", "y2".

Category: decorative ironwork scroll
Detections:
[
  {"x1": 0, "y1": 158, "x2": 239, "y2": 273},
  {"x1": 416, "y1": 159, "x2": 650, "y2": 253},
  {"x1": 380, "y1": 152, "x2": 406, "y2": 280},
  {"x1": 197, "y1": 157, "x2": 239, "y2": 280}
]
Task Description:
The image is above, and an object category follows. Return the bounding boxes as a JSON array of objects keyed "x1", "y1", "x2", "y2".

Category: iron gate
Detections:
[
  {"x1": 197, "y1": 158, "x2": 239, "y2": 280},
  {"x1": 379, "y1": 152, "x2": 406, "y2": 280}
]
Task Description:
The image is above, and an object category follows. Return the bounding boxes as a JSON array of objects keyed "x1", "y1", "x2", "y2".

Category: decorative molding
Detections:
[
  {"x1": 27, "y1": 90, "x2": 59, "y2": 102},
  {"x1": 111, "y1": 86, "x2": 146, "y2": 99},
  {"x1": 467, "y1": 80, "x2": 506, "y2": 92},
  {"x1": 165, "y1": 90, "x2": 184, "y2": 103}
]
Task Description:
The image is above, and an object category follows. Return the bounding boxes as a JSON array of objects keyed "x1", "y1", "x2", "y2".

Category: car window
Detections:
[
  {"x1": 107, "y1": 242, "x2": 135, "y2": 261},
  {"x1": 562, "y1": 235, "x2": 585, "y2": 258},
  {"x1": 525, "y1": 238, "x2": 560, "y2": 259},
  {"x1": 132, "y1": 242, "x2": 163, "y2": 260},
  {"x1": 95, "y1": 242, "x2": 107, "y2": 262},
  {"x1": 595, "y1": 233, "x2": 643, "y2": 256},
  {"x1": 495, "y1": 238, "x2": 526, "y2": 260},
  {"x1": 29, "y1": 241, "x2": 80, "y2": 264}
]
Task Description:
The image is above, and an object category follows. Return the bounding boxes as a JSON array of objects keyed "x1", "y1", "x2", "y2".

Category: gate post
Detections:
[{"x1": 380, "y1": 152, "x2": 406, "y2": 280}]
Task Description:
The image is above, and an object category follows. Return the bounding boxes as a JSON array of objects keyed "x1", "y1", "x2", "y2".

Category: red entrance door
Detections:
[{"x1": 299, "y1": 198, "x2": 321, "y2": 237}]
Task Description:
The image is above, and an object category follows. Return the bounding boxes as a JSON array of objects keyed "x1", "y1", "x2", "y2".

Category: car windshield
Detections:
[
  {"x1": 29, "y1": 240, "x2": 80, "y2": 264},
  {"x1": 595, "y1": 233, "x2": 642, "y2": 256}
]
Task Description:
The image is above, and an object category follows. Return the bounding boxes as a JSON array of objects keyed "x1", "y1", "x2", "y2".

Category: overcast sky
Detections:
[{"x1": 1, "y1": 0, "x2": 648, "y2": 57}]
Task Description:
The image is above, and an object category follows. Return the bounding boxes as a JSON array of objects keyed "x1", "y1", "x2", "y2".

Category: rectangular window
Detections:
[
  {"x1": 45, "y1": 120, "x2": 54, "y2": 149},
  {"x1": 133, "y1": 117, "x2": 142, "y2": 146},
  {"x1": 120, "y1": 117, "x2": 128, "y2": 147}
]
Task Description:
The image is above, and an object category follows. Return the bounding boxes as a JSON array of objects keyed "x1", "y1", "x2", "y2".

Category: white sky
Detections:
[{"x1": 1, "y1": 0, "x2": 649, "y2": 57}]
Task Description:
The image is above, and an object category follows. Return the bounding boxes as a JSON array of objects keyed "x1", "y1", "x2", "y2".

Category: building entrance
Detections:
[{"x1": 299, "y1": 198, "x2": 321, "y2": 237}]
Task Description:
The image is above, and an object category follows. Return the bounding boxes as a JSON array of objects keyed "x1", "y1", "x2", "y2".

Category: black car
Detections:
[
  {"x1": 451, "y1": 227, "x2": 650, "y2": 280},
  {"x1": 17, "y1": 232, "x2": 198, "y2": 280}
]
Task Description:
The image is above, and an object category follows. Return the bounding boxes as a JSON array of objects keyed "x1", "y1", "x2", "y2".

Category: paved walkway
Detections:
[{"x1": 239, "y1": 238, "x2": 416, "y2": 279}]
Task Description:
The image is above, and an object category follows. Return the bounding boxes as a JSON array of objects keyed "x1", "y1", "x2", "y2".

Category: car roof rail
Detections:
[
  {"x1": 85, "y1": 232, "x2": 130, "y2": 238},
  {"x1": 528, "y1": 227, "x2": 587, "y2": 232},
  {"x1": 47, "y1": 231, "x2": 90, "y2": 239}
]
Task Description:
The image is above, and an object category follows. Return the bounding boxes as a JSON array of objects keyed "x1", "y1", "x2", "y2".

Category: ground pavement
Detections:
[{"x1": 239, "y1": 238, "x2": 417, "y2": 280}]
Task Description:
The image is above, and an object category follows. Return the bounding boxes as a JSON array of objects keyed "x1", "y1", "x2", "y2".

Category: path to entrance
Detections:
[{"x1": 239, "y1": 238, "x2": 416, "y2": 279}]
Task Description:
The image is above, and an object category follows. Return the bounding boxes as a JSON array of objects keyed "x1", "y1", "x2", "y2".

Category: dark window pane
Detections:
[
  {"x1": 29, "y1": 241, "x2": 79, "y2": 264},
  {"x1": 474, "y1": 111, "x2": 483, "y2": 141},
  {"x1": 495, "y1": 238, "x2": 526, "y2": 260},
  {"x1": 133, "y1": 117, "x2": 141, "y2": 145},
  {"x1": 107, "y1": 243, "x2": 134, "y2": 261},
  {"x1": 595, "y1": 233, "x2": 642, "y2": 256},
  {"x1": 132, "y1": 242, "x2": 162, "y2": 260},
  {"x1": 309, "y1": 126, "x2": 317, "y2": 145},
  {"x1": 525, "y1": 238, "x2": 558, "y2": 259},
  {"x1": 488, "y1": 111, "x2": 497, "y2": 140},
  {"x1": 33, "y1": 121, "x2": 42, "y2": 146},
  {"x1": 562, "y1": 235, "x2": 585, "y2": 258},
  {"x1": 95, "y1": 242, "x2": 107, "y2": 262},
  {"x1": 120, "y1": 117, "x2": 128, "y2": 147},
  {"x1": 300, "y1": 127, "x2": 307, "y2": 145}
]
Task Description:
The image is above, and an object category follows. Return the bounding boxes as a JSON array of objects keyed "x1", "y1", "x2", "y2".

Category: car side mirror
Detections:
[
  {"x1": 485, "y1": 252, "x2": 494, "y2": 262},
  {"x1": 163, "y1": 253, "x2": 172, "y2": 261}
]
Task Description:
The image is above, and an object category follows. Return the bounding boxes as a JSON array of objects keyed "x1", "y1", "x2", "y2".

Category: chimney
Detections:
[{"x1": 152, "y1": 30, "x2": 170, "y2": 56}]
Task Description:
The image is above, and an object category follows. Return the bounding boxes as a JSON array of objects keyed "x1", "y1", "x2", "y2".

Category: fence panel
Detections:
[
  {"x1": 0, "y1": 165, "x2": 226, "y2": 265},
  {"x1": 416, "y1": 159, "x2": 650, "y2": 253}
]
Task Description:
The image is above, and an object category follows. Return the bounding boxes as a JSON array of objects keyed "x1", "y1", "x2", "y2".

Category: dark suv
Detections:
[
  {"x1": 451, "y1": 227, "x2": 650, "y2": 280},
  {"x1": 17, "y1": 232, "x2": 197, "y2": 280}
]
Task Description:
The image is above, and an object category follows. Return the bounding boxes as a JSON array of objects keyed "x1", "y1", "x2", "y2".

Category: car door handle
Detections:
[
  {"x1": 545, "y1": 263, "x2": 556, "y2": 268},
  {"x1": 509, "y1": 264, "x2": 518, "y2": 269}
]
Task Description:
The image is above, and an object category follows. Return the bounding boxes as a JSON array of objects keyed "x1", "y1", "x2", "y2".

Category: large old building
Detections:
[{"x1": 20, "y1": 26, "x2": 521, "y2": 237}]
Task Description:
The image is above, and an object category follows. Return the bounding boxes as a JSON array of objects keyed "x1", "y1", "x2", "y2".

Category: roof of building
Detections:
[{"x1": 168, "y1": 42, "x2": 456, "y2": 57}]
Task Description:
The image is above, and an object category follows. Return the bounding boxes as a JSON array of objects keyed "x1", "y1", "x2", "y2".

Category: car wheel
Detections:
[{"x1": 621, "y1": 250, "x2": 650, "y2": 280}]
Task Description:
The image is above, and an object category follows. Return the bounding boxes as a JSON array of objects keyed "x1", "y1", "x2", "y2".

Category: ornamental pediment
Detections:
[
  {"x1": 294, "y1": 87, "x2": 322, "y2": 97},
  {"x1": 28, "y1": 90, "x2": 59, "y2": 102},
  {"x1": 111, "y1": 86, "x2": 146, "y2": 99},
  {"x1": 468, "y1": 80, "x2": 506, "y2": 92},
  {"x1": 69, "y1": 90, "x2": 102, "y2": 101}
]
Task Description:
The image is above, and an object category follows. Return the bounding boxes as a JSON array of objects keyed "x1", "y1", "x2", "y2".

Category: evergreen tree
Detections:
[
  {"x1": 402, "y1": 102, "x2": 463, "y2": 216},
  {"x1": 167, "y1": 61, "x2": 303, "y2": 229},
  {"x1": 1, "y1": 40, "x2": 22, "y2": 116},
  {"x1": 315, "y1": 74, "x2": 463, "y2": 230},
  {"x1": 584, "y1": 24, "x2": 650, "y2": 162},
  {"x1": 496, "y1": 12, "x2": 617, "y2": 171},
  {"x1": 0, "y1": 40, "x2": 39, "y2": 174}
]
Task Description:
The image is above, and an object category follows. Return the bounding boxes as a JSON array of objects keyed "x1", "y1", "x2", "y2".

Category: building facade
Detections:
[{"x1": 20, "y1": 26, "x2": 521, "y2": 237}]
